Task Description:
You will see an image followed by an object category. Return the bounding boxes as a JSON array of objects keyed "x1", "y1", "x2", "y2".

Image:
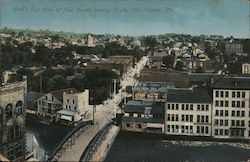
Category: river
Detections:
[
  {"x1": 106, "y1": 132, "x2": 250, "y2": 162},
  {"x1": 26, "y1": 120, "x2": 73, "y2": 160}
]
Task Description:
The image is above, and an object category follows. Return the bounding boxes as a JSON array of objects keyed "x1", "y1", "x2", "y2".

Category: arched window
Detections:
[
  {"x1": 15, "y1": 101, "x2": 23, "y2": 115},
  {"x1": 5, "y1": 104, "x2": 13, "y2": 119}
]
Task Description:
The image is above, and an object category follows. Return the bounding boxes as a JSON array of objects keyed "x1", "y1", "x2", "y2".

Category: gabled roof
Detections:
[{"x1": 50, "y1": 88, "x2": 78, "y2": 102}]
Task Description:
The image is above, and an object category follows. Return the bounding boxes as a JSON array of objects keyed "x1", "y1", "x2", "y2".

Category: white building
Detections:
[
  {"x1": 242, "y1": 63, "x2": 250, "y2": 74},
  {"x1": 58, "y1": 89, "x2": 89, "y2": 121},
  {"x1": 87, "y1": 34, "x2": 95, "y2": 47},
  {"x1": 211, "y1": 77, "x2": 250, "y2": 139},
  {"x1": 165, "y1": 88, "x2": 212, "y2": 136}
]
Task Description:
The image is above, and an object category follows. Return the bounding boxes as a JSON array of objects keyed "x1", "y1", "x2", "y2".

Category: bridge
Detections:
[{"x1": 41, "y1": 56, "x2": 148, "y2": 162}]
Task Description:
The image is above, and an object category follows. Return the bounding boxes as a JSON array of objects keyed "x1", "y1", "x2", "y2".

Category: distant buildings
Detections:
[
  {"x1": 225, "y1": 40, "x2": 243, "y2": 54},
  {"x1": 87, "y1": 34, "x2": 95, "y2": 47},
  {"x1": 242, "y1": 63, "x2": 250, "y2": 74},
  {"x1": 0, "y1": 76, "x2": 27, "y2": 161},
  {"x1": 132, "y1": 81, "x2": 175, "y2": 102}
]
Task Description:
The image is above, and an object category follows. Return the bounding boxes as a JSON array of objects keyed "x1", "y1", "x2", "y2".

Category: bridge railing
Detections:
[
  {"x1": 41, "y1": 120, "x2": 92, "y2": 161},
  {"x1": 79, "y1": 121, "x2": 113, "y2": 162}
]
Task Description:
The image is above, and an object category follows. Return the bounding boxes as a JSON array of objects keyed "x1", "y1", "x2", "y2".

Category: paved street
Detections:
[{"x1": 56, "y1": 56, "x2": 148, "y2": 161}]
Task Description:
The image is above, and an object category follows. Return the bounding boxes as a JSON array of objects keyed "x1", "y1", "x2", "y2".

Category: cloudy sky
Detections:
[{"x1": 1, "y1": 0, "x2": 249, "y2": 37}]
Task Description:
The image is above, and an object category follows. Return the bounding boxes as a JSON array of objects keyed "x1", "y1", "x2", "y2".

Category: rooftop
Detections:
[
  {"x1": 122, "y1": 116, "x2": 164, "y2": 123},
  {"x1": 50, "y1": 88, "x2": 78, "y2": 102},
  {"x1": 211, "y1": 76, "x2": 250, "y2": 90},
  {"x1": 167, "y1": 88, "x2": 212, "y2": 103},
  {"x1": 123, "y1": 100, "x2": 164, "y2": 114},
  {"x1": 133, "y1": 81, "x2": 175, "y2": 93}
]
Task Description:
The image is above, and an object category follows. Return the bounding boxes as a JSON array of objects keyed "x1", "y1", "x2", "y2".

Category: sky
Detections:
[{"x1": 1, "y1": 0, "x2": 250, "y2": 38}]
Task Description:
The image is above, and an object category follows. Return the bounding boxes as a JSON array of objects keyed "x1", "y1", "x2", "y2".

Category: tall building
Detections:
[
  {"x1": 165, "y1": 88, "x2": 212, "y2": 136},
  {"x1": 225, "y1": 40, "x2": 242, "y2": 54},
  {"x1": 0, "y1": 76, "x2": 27, "y2": 161},
  {"x1": 211, "y1": 77, "x2": 250, "y2": 139}
]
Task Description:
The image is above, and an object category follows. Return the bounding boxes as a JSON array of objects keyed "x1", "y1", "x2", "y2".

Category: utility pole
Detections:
[
  {"x1": 40, "y1": 72, "x2": 42, "y2": 93},
  {"x1": 113, "y1": 79, "x2": 117, "y2": 97},
  {"x1": 93, "y1": 104, "x2": 96, "y2": 125}
]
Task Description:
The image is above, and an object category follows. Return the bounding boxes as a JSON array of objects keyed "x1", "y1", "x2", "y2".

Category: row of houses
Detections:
[{"x1": 121, "y1": 75, "x2": 250, "y2": 139}]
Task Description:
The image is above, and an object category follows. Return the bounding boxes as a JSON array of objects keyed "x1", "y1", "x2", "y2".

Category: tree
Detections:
[
  {"x1": 175, "y1": 61, "x2": 184, "y2": 71},
  {"x1": 196, "y1": 66, "x2": 204, "y2": 73},
  {"x1": 47, "y1": 75, "x2": 69, "y2": 91},
  {"x1": 162, "y1": 55, "x2": 175, "y2": 68}
]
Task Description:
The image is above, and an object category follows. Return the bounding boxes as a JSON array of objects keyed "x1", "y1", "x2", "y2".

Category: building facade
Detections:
[
  {"x1": 211, "y1": 77, "x2": 250, "y2": 139},
  {"x1": 242, "y1": 63, "x2": 250, "y2": 74},
  {"x1": 225, "y1": 41, "x2": 242, "y2": 54},
  {"x1": 37, "y1": 88, "x2": 78, "y2": 117},
  {"x1": 165, "y1": 88, "x2": 212, "y2": 136},
  {"x1": 58, "y1": 89, "x2": 89, "y2": 122},
  {"x1": 0, "y1": 77, "x2": 27, "y2": 161},
  {"x1": 122, "y1": 101, "x2": 165, "y2": 133}
]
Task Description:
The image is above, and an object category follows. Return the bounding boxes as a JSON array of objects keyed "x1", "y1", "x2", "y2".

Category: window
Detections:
[
  {"x1": 215, "y1": 119, "x2": 218, "y2": 125},
  {"x1": 242, "y1": 111, "x2": 245, "y2": 117},
  {"x1": 181, "y1": 115, "x2": 184, "y2": 121},
  {"x1": 197, "y1": 115, "x2": 200, "y2": 122},
  {"x1": 225, "y1": 120, "x2": 228, "y2": 126},
  {"x1": 137, "y1": 124, "x2": 142, "y2": 128},
  {"x1": 205, "y1": 116, "x2": 209, "y2": 123},
  {"x1": 186, "y1": 104, "x2": 189, "y2": 110},
  {"x1": 215, "y1": 110, "x2": 219, "y2": 116},
  {"x1": 215, "y1": 129, "x2": 218, "y2": 135},
  {"x1": 67, "y1": 99, "x2": 69, "y2": 103},
  {"x1": 220, "y1": 101, "x2": 224, "y2": 107},
  {"x1": 215, "y1": 91, "x2": 219, "y2": 97},
  {"x1": 167, "y1": 114, "x2": 170, "y2": 121},
  {"x1": 215, "y1": 101, "x2": 219, "y2": 107},
  {"x1": 225, "y1": 91, "x2": 229, "y2": 97},
  {"x1": 220, "y1": 129, "x2": 223, "y2": 135},
  {"x1": 73, "y1": 100, "x2": 75, "y2": 104},
  {"x1": 201, "y1": 105, "x2": 205, "y2": 111},
  {"x1": 176, "y1": 104, "x2": 179, "y2": 110},
  {"x1": 220, "y1": 110, "x2": 223, "y2": 116},
  {"x1": 225, "y1": 101, "x2": 229, "y2": 107},
  {"x1": 220, "y1": 91, "x2": 224, "y2": 98},
  {"x1": 205, "y1": 127, "x2": 209, "y2": 134},
  {"x1": 5, "y1": 104, "x2": 13, "y2": 119},
  {"x1": 182, "y1": 104, "x2": 185, "y2": 110},
  {"x1": 46, "y1": 96, "x2": 48, "y2": 100},
  {"x1": 7, "y1": 146, "x2": 14, "y2": 160},
  {"x1": 197, "y1": 126, "x2": 200, "y2": 133},
  {"x1": 167, "y1": 104, "x2": 171, "y2": 109},
  {"x1": 190, "y1": 104, "x2": 193, "y2": 110},
  {"x1": 242, "y1": 92, "x2": 245, "y2": 98},
  {"x1": 66, "y1": 105, "x2": 68, "y2": 109},
  {"x1": 232, "y1": 101, "x2": 236, "y2": 107},
  {"x1": 225, "y1": 129, "x2": 229, "y2": 136},
  {"x1": 171, "y1": 114, "x2": 175, "y2": 121},
  {"x1": 167, "y1": 125, "x2": 170, "y2": 132},
  {"x1": 190, "y1": 115, "x2": 193, "y2": 122},
  {"x1": 237, "y1": 92, "x2": 240, "y2": 98},
  {"x1": 242, "y1": 101, "x2": 245, "y2": 108},
  {"x1": 16, "y1": 101, "x2": 23, "y2": 115},
  {"x1": 197, "y1": 104, "x2": 201, "y2": 110},
  {"x1": 126, "y1": 123, "x2": 130, "y2": 127},
  {"x1": 220, "y1": 119, "x2": 223, "y2": 126},
  {"x1": 232, "y1": 92, "x2": 235, "y2": 98},
  {"x1": 232, "y1": 111, "x2": 235, "y2": 117},
  {"x1": 52, "y1": 97, "x2": 54, "y2": 101},
  {"x1": 232, "y1": 120, "x2": 235, "y2": 126},
  {"x1": 225, "y1": 110, "x2": 228, "y2": 116},
  {"x1": 205, "y1": 105, "x2": 209, "y2": 111},
  {"x1": 237, "y1": 101, "x2": 241, "y2": 107},
  {"x1": 237, "y1": 111, "x2": 240, "y2": 117},
  {"x1": 241, "y1": 121, "x2": 245, "y2": 127}
]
